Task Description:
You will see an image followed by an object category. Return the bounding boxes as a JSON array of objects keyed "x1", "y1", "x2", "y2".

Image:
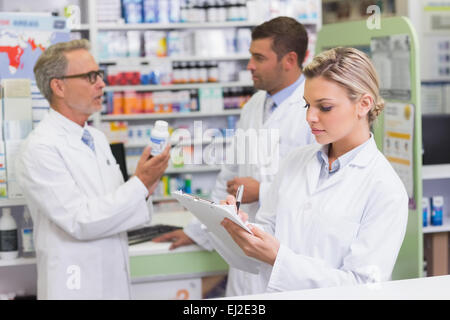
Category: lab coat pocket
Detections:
[
  {"x1": 279, "y1": 140, "x2": 298, "y2": 158},
  {"x1": 113, "y1": 163, "x2": 125, "y2": 183},
  {"x1": 312, "y1": 216, "x2": 360, "y2": 267},
  {"x1": 107, "y1": 163, "x2": 125, "y2": 187},
  {"x1": 46, "y1": 246, "x2": 103, "y2": 299}
]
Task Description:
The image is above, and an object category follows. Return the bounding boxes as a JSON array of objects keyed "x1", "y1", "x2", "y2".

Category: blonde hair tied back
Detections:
[{"x1": 304, "y1": 47, "x2": 384, "y2": 125}]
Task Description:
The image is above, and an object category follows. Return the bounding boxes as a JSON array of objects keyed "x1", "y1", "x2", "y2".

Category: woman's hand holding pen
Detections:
[
  {"x1": 226, "y1": 177, "x2": 260, "y2": 204},
  {"x1": 220, "y1": 195, "x2": 280, "y2": 266},
  {"x1": 220, "y1": 195, "x2": 248, "y2": 222}
]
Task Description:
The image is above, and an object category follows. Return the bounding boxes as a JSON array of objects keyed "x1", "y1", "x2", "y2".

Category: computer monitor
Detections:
[
  {"x1": 110, "y1": 143, "x2": 129, "y2": 181},
  {"x1": 422, "y1": 114, "x2": 450, "y2": 165}
]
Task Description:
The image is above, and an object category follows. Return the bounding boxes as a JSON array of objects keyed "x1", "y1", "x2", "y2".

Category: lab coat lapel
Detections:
[
  {"x1": 313, "y1": 137, "x2": 379, "y2": 194},
  {"x1": 306, "y1": 155, "x2": 321, "y2": 195},
  {"x1": 95, "y1": 143, "x2": 116, "y2": 194},
  {"x1": 265, "y1": 81, "x2": 304, "y2": 128},
  {"x1": 67, "y1": 134, "x2": 95, "y2": 157},
  {"x1": 48, "y1": 111, "x2": 96, "y2": 157},
  {"x1": 314, "y1": 167, "x2": 346, "y2": 193}
]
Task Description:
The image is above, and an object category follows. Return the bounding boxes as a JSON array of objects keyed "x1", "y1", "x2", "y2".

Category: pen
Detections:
[{"x1": 235, "y1": 185, "x2": 244, "y2": 214}]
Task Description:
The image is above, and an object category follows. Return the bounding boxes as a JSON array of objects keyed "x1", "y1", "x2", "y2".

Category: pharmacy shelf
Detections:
[
  {"x1": 100, "y1": 109, "x2": 241, "y2": 121},
  {"x1": 0, "y1": 257, "x2": 36, "y2": 267},
  {"x1": 165, "y1": 165, "x2": 222, "y2": 174},
  {"x1": 103, "y1": 81, "x2": 253, "y2": 92},
  {"x1": 70, "y1": 24, "x2": 90, "y2": 31},
  {"x1": 422, "y1": 164, "x2": 450, "y2": 180},
  {"x1": 423, "y1": 224, "x2": 450, "y2": 234},
  {"x1": 126, "y1": 136, "x2": 233, "y2": 149},
  {"x1": 99, "y1": 54, "x2": 250, "y2": 65},
  {"x1": 0, "y1": 198, "x2": 27, "y2": 207},
  {"x1": 96, "y1": 21, "x2": 259, "y2": 31},
  {"x1": 153, "y1": 195, "x2": 210, "y2": 202},
  {"x1": 152, "y1": 196, "x2": 175, "y2": 202}
]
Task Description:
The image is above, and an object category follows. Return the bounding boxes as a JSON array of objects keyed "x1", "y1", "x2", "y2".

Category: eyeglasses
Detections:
[{"x1": 55, "y1": 70, "x2": 105, "y2": 84}]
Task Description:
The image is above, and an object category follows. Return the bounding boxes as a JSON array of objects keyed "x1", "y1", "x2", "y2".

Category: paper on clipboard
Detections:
[{"x1": 171, "y1": 190, "x2": 261, "y2": 274}]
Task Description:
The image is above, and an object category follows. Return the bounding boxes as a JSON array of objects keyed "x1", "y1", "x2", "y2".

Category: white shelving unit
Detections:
[
  {"x1": 101, "y1": 109, "x2": 241, "y2": 121},
  {"x1": 96, "y1": 21, "x2": 259, "y2": 30},
  {"x1": 103, "y1": 81, "x2": 253, "y2": 93},
  {"x1": 165, "y1": 165, "x2": 221, "y2": 175},
  {"x1": 423, "y1": 224, "x2": 450, "y2": 234},
  {"x1": 0, "y1": 0, "x2": 324, "y2": 299},
  {"x1": 0, "y1": 198, "x2": 27, "y2": 207},
  {"x1": 82, "y1": 0, "x2": 263, "y2": 204},
  {"x1": 0, "y1": 257, "x2": 36, "y2": 267},
  {"x1": 99, "y1": 54, "x2": 250, "y2": 65},
  {"x1": 422, "y1": 164, "x2": 450, "y2": 235},
  {"x1": 126, "y1": 136, "x2": 232, "y2": 148},
  {"x1": 422, "y1": 164, "x2": 450, "y2": 180}
]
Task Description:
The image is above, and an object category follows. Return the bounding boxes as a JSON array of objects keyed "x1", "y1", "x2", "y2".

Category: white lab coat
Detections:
[
  {"x1": 252, "y1": 137, "x2": 408, "y2": 293},
  {"x1": 16, "y1": 109, "x2": 152, "y2": 300},
  {"x1": 185, "y1": 80, "x2": 314, "y2": 296}
]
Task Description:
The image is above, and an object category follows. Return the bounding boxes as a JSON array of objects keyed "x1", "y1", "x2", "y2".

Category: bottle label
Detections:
[
  {"x1": 150, "y1": 136, "x2": 167, "y2": 156},
  {"x1": 22, "y1": 228, "x2": 35, "y2": 253},
  {"x1": 0, "y1": 230, "x2": 18, "y2": 252}
]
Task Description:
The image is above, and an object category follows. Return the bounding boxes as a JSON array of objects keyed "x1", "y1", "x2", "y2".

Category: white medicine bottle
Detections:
[
  {"x1": 21, "y1": 207, "x2": 35, "y2": 258},
  {"x1": 0, "y1": 207, "x2": 18, "y2": 260},
  {"x1": 150, "y1": 120, "x2": 169, "y2": 157}
]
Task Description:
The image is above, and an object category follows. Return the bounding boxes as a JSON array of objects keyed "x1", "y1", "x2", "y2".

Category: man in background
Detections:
[{"x1": 153, "y1": 16, "x2": 314, "y2": 297}]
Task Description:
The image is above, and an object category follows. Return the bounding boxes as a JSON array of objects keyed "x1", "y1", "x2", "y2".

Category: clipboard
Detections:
[{"x1": 172, "y1": 190, "x2": 261, "y2": 274}]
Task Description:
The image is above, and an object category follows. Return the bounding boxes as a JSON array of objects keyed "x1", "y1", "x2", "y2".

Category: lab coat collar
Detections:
[
  {"x1": 347, "y1": 134, "x2": 377, "y2": 168},
  {"x1": 265, "y1": 79, "x2": 305, "y2": 125},
  {"x1": 316, "y1": 133, "x2": 373, "y2": 173},
  {"x1": 306, "y1": 133, "x2": 378, "y2": 194},
  {"x1": 48, "y1": 108, "x2": 94, "y2": 155},
  {"x1": 49, "y1": 108, "x2": 86, "y2": 137},
  {"x1": 270, "y1": 74, "x2": 305, "y2": 107}
]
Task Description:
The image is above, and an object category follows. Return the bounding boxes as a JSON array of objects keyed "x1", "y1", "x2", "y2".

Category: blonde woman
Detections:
[{"x1": 221, "y1": 47, "x2": 408, "y2": 293}]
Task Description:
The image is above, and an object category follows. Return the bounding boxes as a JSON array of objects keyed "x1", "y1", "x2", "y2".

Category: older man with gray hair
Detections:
[{"x1": 16, "y1": 39, "x2": 170, "y2": 299}]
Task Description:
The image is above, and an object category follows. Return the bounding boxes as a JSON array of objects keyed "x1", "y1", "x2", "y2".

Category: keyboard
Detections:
[{"x1": 127, "y1": 224, "x2": 182, "y2": 245}]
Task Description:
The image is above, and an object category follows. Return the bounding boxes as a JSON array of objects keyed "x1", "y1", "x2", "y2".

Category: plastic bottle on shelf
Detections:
[
  {"x1": 431, "y1": 196, "x2": 444, "y2": 226},
  {"x1": 180, "y1": 61, "x2": 189, "y2": 83},
  {"x1": 0, "y1": 208, "x2": 18, "y2": 260},
  {"x1": 236, "y1": 28, "x2": 252, "y2": 53},
  {"x1": 217, "y1": 0, "x2": 227, "y2": 22},
  {"x1": 237, "y1": 0, "x2": 247, "y2": 21},
  {"x1": 227, "y1": 0, "x2": 239, "y2": 21},
  {"x1": 123, "y1": 0, "x2": 143, "y2": 23},
  {"x1": 223, "y1": 87, "x2": 231, "y2": 109},
  {"x1": 158, "y1": 0, "x2": 170, "y2": 23},
  {"x1": 230, "y1": 87, "x2": 239, "y2": 108},
  {"x1": 189, "y1": 89, "x2": 199, "y2": 111},
  {"x1": 422, "y1": 197, "x2": 430, "y2": 227},
  {"x1": 142, "y1": 0, "x2": 157, "y2": 23},
  {"x1": 198, "y1": 61, "x2": 208, "y2": 83},
  {"x1": 180, "y1": 0, "x2": 189, "y2": 22},
  {"x1": 172, "y1": 62, "x2": 181, "y2": 84},
  {"x1": 188, "y1": 61, "x2": 199, "y2": 83},
  {"x1": 171, "y1": 137, "x2": 185, "y2": 168},
  {"x1": 206, "y1": 0, "x2": 218, "y2": 22},
  {"x1": 207, "y1": 60, "x2": 219, "y2": 82},
  {"x1": 150, "y1": 120, "x2": 170, "y2": 157},
  {"x1": 21, "y1": 207, "x2": 35, "y2": 258},
  {"x1": 197, "y1": 0, "x2": 207, "y2": 23},
  {"x1": 169, "y1": 0, "x2": 181, "y2": 22},
  {"x1": 184, "y1": 174, "x2": 192, "y2": 194}
]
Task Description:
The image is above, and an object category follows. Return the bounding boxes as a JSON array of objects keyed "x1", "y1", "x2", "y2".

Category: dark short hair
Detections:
[{"x1": 251, "y1": 16, "x2": 308, "y2": 68}]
